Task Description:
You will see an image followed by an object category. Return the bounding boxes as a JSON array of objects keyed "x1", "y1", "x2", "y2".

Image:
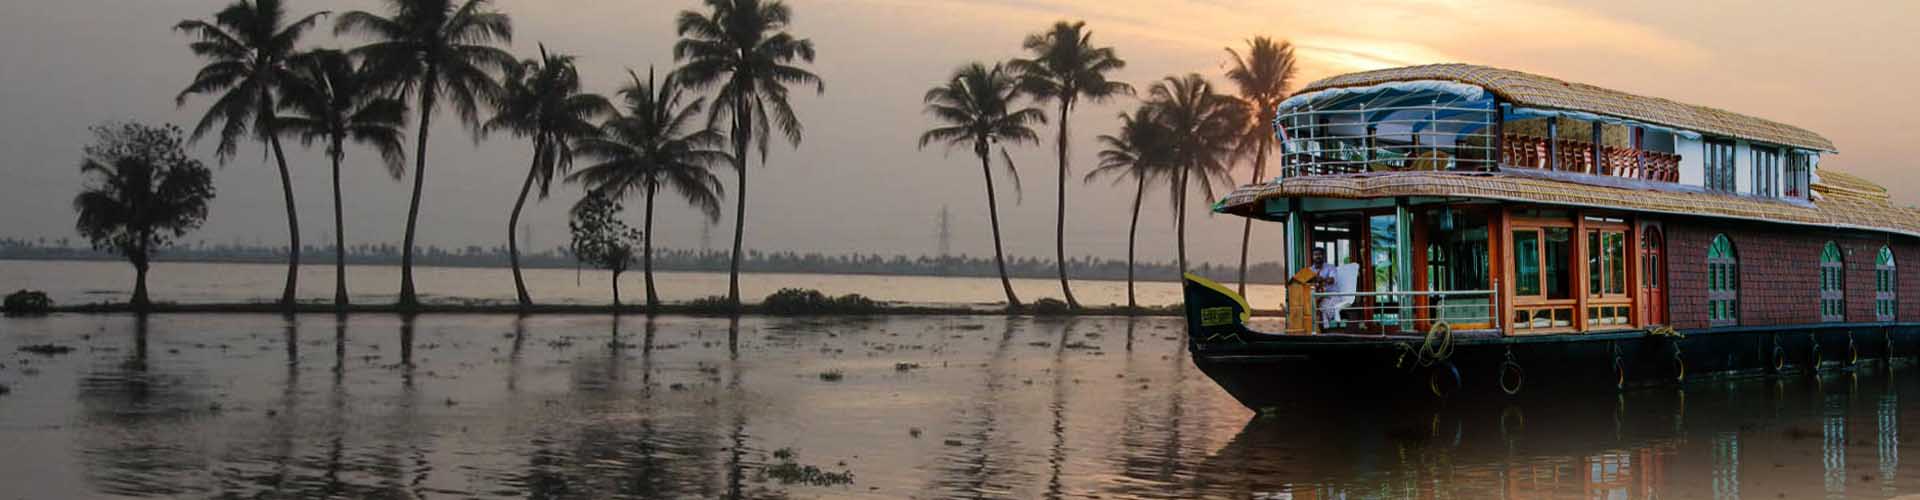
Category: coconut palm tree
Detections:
[
  {"x1": 675, "y1": 0, "x2": 824, "y2": 311},
  {"x1": 1225, "y1": 37, "x2": 1298, "y2": 295},
  {"x1": 1010, "y1": 20, "x2": 1133, "y2": 310},
  {"x1": 1147, "y1": 74, "x2": 1246, "y2": 274},
  {"x1": 485, "y1": 45, "x2": 613, "y2": 308},
  {"x1": 175, "y1": 0, "x2": 326, "y2": 310},
  {"x1": 73, "y1": 123, "x2": 217, "y2": 312},
  {"x1": 569, "y1": 67, "x2": 731, "y2": 309},
  {"x1": 918, "y1": 62, "x2": 1046, "y2": 309},
  {"x1": 335, "y1": 0, "x2": 516, "y2": 308},
  {"x1": 1085, "y1": 106, "x2": 1173, "y2": 311},
  {"x1": 277, "y1": 49, "x2": 409, "y2": 310}
]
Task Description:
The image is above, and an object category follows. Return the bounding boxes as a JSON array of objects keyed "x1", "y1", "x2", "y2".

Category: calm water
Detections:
[
  {"x1": 0, "y1": 259, "x2": 1289, "y2": 310},
  {"x1": 5, "y1": 314, "x2": 1920, "y2": 498}
]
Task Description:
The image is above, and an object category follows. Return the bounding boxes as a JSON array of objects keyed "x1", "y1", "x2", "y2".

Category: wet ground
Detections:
[{"x1": 3, "y1": 314, "x2": 1920, "y2": 499}]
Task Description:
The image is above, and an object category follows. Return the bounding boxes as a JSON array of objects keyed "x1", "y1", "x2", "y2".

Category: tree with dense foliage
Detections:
[
  {"x1": 335, "y1": 0, "x2": 516, "y2": 308},
  {"x1": 175, "y1": 0, "x2": 325, "y2": 310},
  {"x1": 72, "y1": 123, "x2": 217, "y2": 311},
  {"x1": 1086, "y1": 105, "x2": 1174, "y2": 311},
  {"x1": 1146, "y1": 74, "x2": 1247, "y2": 274},
  {"x1": 570, "y1": 67, "x2": 730, "y2": 309},
  {"x1": 674, "y1": 0, "x2": 824, "y2": 311},
  {"x1": 485, "y1": 45, "x2": 613, "y2": 308},
  {"x1": 918, "y1": 62, "x2": 1045, "y2": 308},
  {"x1": 278, "y1": 48, "x2": 409, "y2": 309},
  {"x1": 1225, "y1": 37, "x2": 1298, "y2": 294},
  {"x1": 569, "y1": 194, "x2": 643, "y2": 307},
  {"x1": 1010, "y1": 20, "x2": 1132, "y2": 310}
]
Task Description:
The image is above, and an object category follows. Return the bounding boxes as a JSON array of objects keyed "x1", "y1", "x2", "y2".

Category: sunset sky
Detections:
[{"x1": 2, "y1": 0, "x2": 1914, "y2": 267}]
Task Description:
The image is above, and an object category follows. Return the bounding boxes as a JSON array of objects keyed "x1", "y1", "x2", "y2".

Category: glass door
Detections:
[{"x1": 1584, "y1": 224, "x2": 1632, "y2": 328}]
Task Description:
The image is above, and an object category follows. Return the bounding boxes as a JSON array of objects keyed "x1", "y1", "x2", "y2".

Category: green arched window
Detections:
[
  {"x1": 1708, "y1": 235, "x2": 1738, "y2": 326},
  {"x1": 1820, "y1": 242, "x2": 1844, "y2": 322},
  {"x1": 1878, "y1": 247, "x2": 1897, "y2": 321}
]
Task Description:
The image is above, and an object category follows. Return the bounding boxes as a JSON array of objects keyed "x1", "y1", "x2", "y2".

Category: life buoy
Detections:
[
  {"x1": 1772, "y1": 345, "x2": 1787, "y2": 372},
  {"x1": 1672, "y1": 349, "x2": 1687, "y2": 383},
  {"x1": 1612, "y1": 355, "x2": 1627, "y2": 391},
  {"x1": 1430, "y1": 362, "x2": 1462, "y2": 398},
  {"x1": 1499, "y1": 360, "x2": 1525, "y2": 395}
]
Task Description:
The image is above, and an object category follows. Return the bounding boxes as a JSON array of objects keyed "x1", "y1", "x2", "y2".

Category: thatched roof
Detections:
[
  {"x1": 1216, "y1": 170, "x2": 1920, "y2": 238},
  {"x1": 1299, "y1": 64, "x2": 1837, "y2": 152}
]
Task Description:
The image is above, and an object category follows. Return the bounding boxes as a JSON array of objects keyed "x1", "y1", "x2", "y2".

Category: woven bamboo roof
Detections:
[
  {"x1": 1300, "y1": 64, "x2": 1838, "y2": 152},
  {"x1": 1216, "y1": 170, "x2": 1920, "y2": 237}
]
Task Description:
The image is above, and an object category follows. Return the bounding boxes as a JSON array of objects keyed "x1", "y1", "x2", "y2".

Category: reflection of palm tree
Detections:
[
  {"x1": 486, "y1": 46, "x2": 613, "y2": 308},
  {"x1": 335, "y1": 0, "x2": 516, "y2": 308},
  {"x1": 919, "y1": 62, "x2": 1045, "y2": 308},
  {"x1": 570, "y1": 68, "x2": 730, "y2": 309},
  {"x1": 278, "y1": 49, "x2": 408, "y2": 309},
  {"x1": 925, "y1": 319, "x2": 1031, "y2": 498},
  {"x1": 1224, "y1": 37, "x2": 1297, "y2": 295},
  {"x1": 1012, "y1": 20, "x2": 1133, "y2": 309},
  {"x1": 675, "y1": 0, "x2": 824, "y2": 310},
  {"x1": 175, "y1": 0, "x2": 326, "y2": 310},
  {"x1": 1044, "y1": 318, "x2": 1077, "y2": 499},
  {"x1": 1086, "y1": 106, "x2": 1174, "y2": 311},
  {"x1": 1147, "y1": 74, "x2": 1246, "y2": 273}
]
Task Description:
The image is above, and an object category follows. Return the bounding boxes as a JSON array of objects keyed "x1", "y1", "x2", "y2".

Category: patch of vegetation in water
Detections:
[
  {"x1": 3, "y1": 290, "x2": 52, "y2": 316},
  {"x1": 762, "y1": 288, "x2": 882, "y2": 315},
  {"x1": 759, "y1": 448, "x2": 854, "y2": 487},
  {"x1": 18, "y1": 344, "x2": 75, "y2": 356}
]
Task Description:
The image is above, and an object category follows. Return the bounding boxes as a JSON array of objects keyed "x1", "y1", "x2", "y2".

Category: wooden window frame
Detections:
[
  {"x1": 1752, "y1": 146, "x2": 1780, "y2": 197},
  {"x1": 1820, "y1": 241, "x2": 1844, "y2": 323},
  {"x1": 1707, "y1": 235, "x2": 1738, "y2": 327},
  {"x1": 1704, "y1": 140, "x2": 1737, "y2": 193},
  {"x1": 1878, "y1": 246, "x2": 1897, "y2": 322}
]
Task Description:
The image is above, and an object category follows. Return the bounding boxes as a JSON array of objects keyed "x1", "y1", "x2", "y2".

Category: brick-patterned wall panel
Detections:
[
  {"x1": 1900, "y1": 240, "x2": 1920, "y2": 323},
  {"x1": 1738, "y1": 226, "x2": 1820, "y2": 327},
  {"x1": 1665, "y1": 222, "x2": 1711, "y2": 330},
  {"x1": 1842, "y1": 238, "x2": 1882, "y2": 323}
]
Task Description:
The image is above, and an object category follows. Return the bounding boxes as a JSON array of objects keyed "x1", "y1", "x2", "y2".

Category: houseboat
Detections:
[{"x1": 1183, "y1": 64, "x2": 1920, "y2": 408}]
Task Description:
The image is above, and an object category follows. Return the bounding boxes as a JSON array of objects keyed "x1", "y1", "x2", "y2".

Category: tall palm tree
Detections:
[
  {"x1": 1225, "y1": 37, "x2": 1298, "y2": 295},
  {"x1": 918, "y1": 62, "x2": 1046, "y2": 309},
  {"x1": 1010, "y1": 20, "x2": 1132, "y2": 310},
  {"x1": 675, "y1": 0, "x2": 823, "y2": 311},
  {"x1": 336, "y1": 0, "x2": 516, "y2": 308},
  {"x1": 485, "y1": 45, "x2": 612, "y2": 308},
  {"x1": 1147, "y1": 74, "x2": 1246, "y2": 274},
  {"x1": 569, "y1": 67, "x2": 731, "y2": 309},
  {"x1": 278, "y1": 49, "x2": 409, "y2": 310},
  {"x1": 175, "y1": 0, "x2": 326, "y2": 310},
  {"x1": 1085, "y1": 106, "x2": 1173, "y2": 311}
]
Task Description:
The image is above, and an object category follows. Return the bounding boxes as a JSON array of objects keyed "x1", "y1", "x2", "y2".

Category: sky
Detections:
[{"x1": 2, "y1": 0, "x2": 1916, "y2": 268}]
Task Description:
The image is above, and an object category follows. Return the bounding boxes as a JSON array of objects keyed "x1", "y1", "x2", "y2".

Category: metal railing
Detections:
[
  {"x1": 1275, "y1": 104, "x2": 1499, "y2": 179},
  {"x1": 1309, "y1": 289, "x2": 1499, "y2": 333}
]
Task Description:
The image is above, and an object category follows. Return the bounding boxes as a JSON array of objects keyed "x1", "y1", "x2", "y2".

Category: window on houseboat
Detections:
[
  {"x1": 1424, "y1": 208, "x2": 1490, "y2": 325},
  {"x1": 1514, "y1": 230, "x2": 1541, "y2": 296},
  {"x1": 1544, "y1": 228, "x2": 1573, "y2": 299},
  {"x1": 1587, "y1": 224, "x2": 1628, "y2": 296},
  {"x1": 1821, "y1": 242, "x2": 1845, "y2": 322},
  {"x1": 1369, "y1": 214, "x2": 1402, "y2": 326},
  {"x1": 1785, "y1": 152, "x2": 1813, "y2": 199},
  {"x1": 1878, "y1": 247, "x2": 1897, "y2": 321},
  {"x1": 1708, "y1": 235, "x2": 1739, "y2": 326},
  {"x1": 1705, "y1": 140, "x2": 1737, "y2": 193},
  {"x1": 1752, "y1": 146, "x2": 1780, "y2": 197}
]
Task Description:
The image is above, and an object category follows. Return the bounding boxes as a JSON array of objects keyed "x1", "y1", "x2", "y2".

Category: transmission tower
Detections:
[{"x1": 936, "y1": 205, "x2": 952, "y2": 258}]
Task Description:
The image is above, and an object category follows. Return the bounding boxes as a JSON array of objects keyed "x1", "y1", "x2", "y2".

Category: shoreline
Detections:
[{"x1": 29, "y1": 301, "x2": 1283, "y2": 318}]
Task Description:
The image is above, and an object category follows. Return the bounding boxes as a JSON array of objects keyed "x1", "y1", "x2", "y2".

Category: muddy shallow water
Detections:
[{"x1": 3, "y1": 314, "x2": 1920, "y2": 499}]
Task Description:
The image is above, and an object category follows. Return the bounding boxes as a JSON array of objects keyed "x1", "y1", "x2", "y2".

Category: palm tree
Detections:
[
  {"x1": 1010, "y1": 20, "x2": 1133, "y2": 310},
  {"x1": 278, "y1": 49, "x2": 409, "y2": 310},
  {"x1": 485, "y1": 45, "x2": 612, "y2": 308},
  {"x1": 73, "y1": 123, "x2": 217, "y2": 312},
  {"x1": 1225, "y1": 37, "x2": 1298, "y2": 295},
  {"x1": 1085, "y1": 106, "x2": 1173, "y2": 311},
  {"x1": 1147, "y1": 74, "x2": 1246, "y2": 274},
  {"x1": 569, "y1": 67, "x2": 731, "y2": 309},
  {"x1": 336, "y1": 0, "x2": 516, "y2": 308},
  {"x1": 175, "y1": 0, "x2": 326, "y2": 310},
  {"x1": 918, "y1": 62, "x2": 1046, "y2": 309},
  {"x1": 675, "y1": 0, "x2": 824, "y2": 311}
]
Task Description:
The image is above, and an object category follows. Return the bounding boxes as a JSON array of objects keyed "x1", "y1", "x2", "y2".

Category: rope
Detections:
[
  {"x1": 1396, "y1": 322, "x2": 1456, "y2": 369},
  {"x1": 1647, "y1": 325, "x2": 1682, "y2": 339}
]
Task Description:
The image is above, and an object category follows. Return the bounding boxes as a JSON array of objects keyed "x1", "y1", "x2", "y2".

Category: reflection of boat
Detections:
[{"x1": 1184, "y1": 64, "x2": 1919, "y2": 409}]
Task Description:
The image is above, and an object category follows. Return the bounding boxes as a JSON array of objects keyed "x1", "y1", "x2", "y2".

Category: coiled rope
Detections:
[{"x1": 1396, "y1": 322, "x2": 1455, "y2": 369}]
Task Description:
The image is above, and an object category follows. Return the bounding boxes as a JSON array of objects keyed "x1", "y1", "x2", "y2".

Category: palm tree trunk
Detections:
[
  {"x1": 1237, "y1": 134, "x2": 1271, "y2": 295},
  {"x1": 611, "y1": 269, "x2": 622, "y2": 308},
  {"x1": 508, "y1": 138, "x2": 542, "y2": 309},
  {"x1": 981, "y1": 148, "x2": 1021, "y2": 308},
  {"x1": 1054, "y1": 100, "x2": 1079, "y2": 309},
  {"x1": 1127, "y1": 174, "x2": 1144, "y2": 312},
  {"x1": 399, "y1": 79, "x2": 436, "y2": 309},
  {"x1": 726, "y1": 102, "x2": 749, "y2": 311},
  {"x1": 1177, "y1": 165, "x2": 1189, "y2": 275},
  {"x1": 267, "y1": 125, "x2": 300, "y2": 311},
  {"x1": 330, "y1": 146, "x2": 348, "y2": 309},
  {"x1": 643, "y1": 187, "x2": 659, "y2": 309}
]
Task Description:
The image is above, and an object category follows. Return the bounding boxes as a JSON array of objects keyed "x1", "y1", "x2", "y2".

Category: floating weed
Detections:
[
  {"x1": 18, "y1": 344, "x2": 75, "y2": 356},
  {"x1": 760, "y1": 448, "x2": 854, "y2": 486},
  {"x1": 893, "y1": 362, "x2": 920, "y2": 372},
  {"x1": 818, "y1": 369, "x2": 845, "y2": 382}
]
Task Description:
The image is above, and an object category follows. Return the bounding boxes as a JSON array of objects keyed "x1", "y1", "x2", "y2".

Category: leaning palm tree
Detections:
[
  {"x1": 278, "y1": 49, "x2": 409, "y2": 309},
  {"x1": 175, "y1": 0, "x2": 326, "y2": 310},
  {"x1": 336, "y1": 0, "x2": 516, "y2": 308},
  {"x1": 918, "y1": 62, "x2": 1046, "y2": 309},
  {"x1": 1225, "y1": 37, "x2": 1298, "y2": 295},
  {"x1": 1010, "y1": 20, "x2": 1133, "y2": 309},
  {"x1": 675, "y1": 0, "x2": 824, "y2": 311},
  {"x1": 1085, "y1": 106, "x2": 1174, "y2": 311},
  {"x1": 485, "y1": 45, "x2": 613, "y2": 308},
  {"x1": 569, "y1": 67, "x2": 731, "y2": 309},
  {"x1": 1147, "y1": 74, "x2": 1247, "y2": 274}
]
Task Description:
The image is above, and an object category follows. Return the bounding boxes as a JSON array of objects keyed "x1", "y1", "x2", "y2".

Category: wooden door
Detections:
[{"x1": 1640, "y1": 226, "x2": 1667, "y2": 325}]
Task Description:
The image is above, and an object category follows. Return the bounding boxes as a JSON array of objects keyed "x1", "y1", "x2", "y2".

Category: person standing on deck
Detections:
[{"x1": 1309, "y1": 247, "x2": 1341, "y2": 327}]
